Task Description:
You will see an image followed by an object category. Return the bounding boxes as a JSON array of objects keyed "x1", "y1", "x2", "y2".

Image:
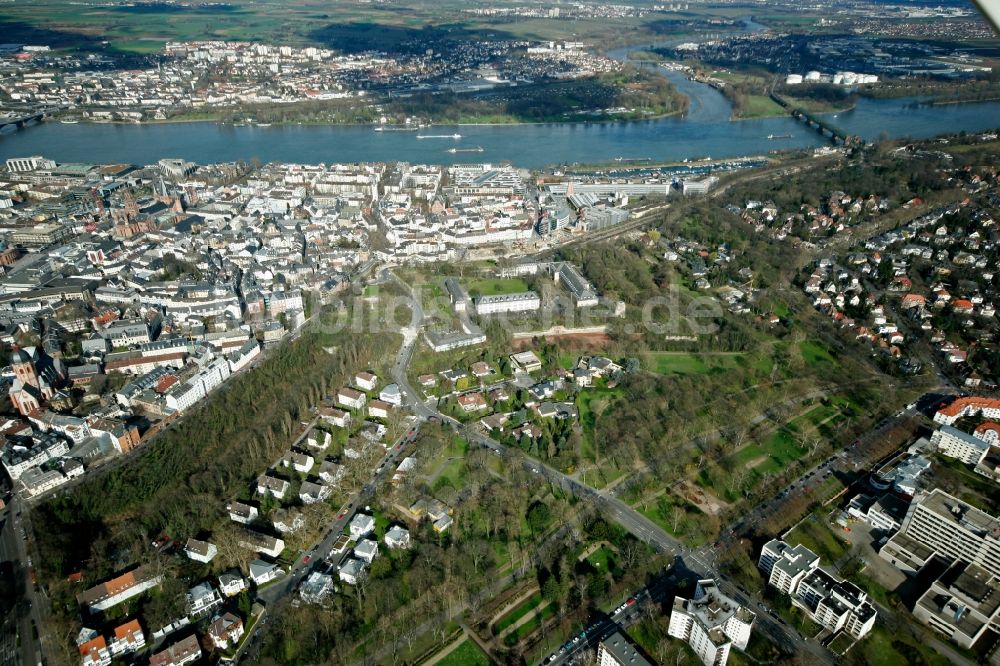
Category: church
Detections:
[{"x1": 8, "y1": 346, "x2": 67, "y2": 416}]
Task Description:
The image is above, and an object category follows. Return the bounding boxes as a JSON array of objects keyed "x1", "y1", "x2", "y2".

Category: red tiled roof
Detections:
[{"x1": 938, "y1": 397, "x2": 1000, "y2": 417}]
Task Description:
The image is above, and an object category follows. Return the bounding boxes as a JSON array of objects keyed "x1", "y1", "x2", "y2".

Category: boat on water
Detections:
[
  {"x1": 60, "y1": 119, "x2": 79, "y2": 124},
  {"x1": 256, "y1": 123, "x2": 272, "y2": 127},
  {"x1": 767, "y1": 133, "x2": 792, "y2": 139},
  {"x1": 448, "y1": 146, "x2": 484, "y2": 153},
  {"x1": 374, "y1": 125, "x2": 419, "y2": 132},
  {"x1": 417, "y1": 133, "x2": 462, "y2": 139}
]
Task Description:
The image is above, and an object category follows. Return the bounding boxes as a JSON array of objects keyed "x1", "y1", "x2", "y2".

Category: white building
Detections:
[
  {"x1": 228, "y1": 501, "x2": 258, "y2": 524},
  {"x1": 337, "y1": 387, "x2": 367, "y2": 410},
  {"x1": 913, "y1": 560, "x2": 1000, "y2": 649},
  {"x1": 349, "y1": 513, "x2": 375, "y2": 539},
  {"x1": 881, "y1": 488, "x2": 1000, "y2": 577},
  {"x1": 300, "y1": 571, "x2": 334, "y2": 603},
  {"x1": 186, "y1": 582, "x2": 222, "y2": 616},
  {"x1": 108, "y1": 620, "x2": 145, "y2": 656},
  {"x1": 667, "y1": 579, "x2": 755, "y2": 666},
  {"x1": 355, "y1": 371, "x2": 378, "y2": 392},
  {"x1": 597, "y1": 632, "x2": 651, "y2": 666},
  {"x1": 474, "y1": 291, "x2": 541, "y2": 315},
  {"x1": 385, "y1": 525, "x2": 411, "y2": 549},
  {"x1": 248, "y1": 559, "x2": 282, "y2": 586},
  {"x1": 257, "y1": 473, "x2": 289, "y2": 499},
  {"x1": 760, "y1": 540, "x2": 876, "y2": 640},
  {"x1": 354, "y1": 538, "x2": 379, "y2": 564},
  {"x1": 184, "y1": 538, "x2": 218, "y2": 564},
  {"x1": 218, "y1": 571, "x2": 248, "y2": 597},
  {"x1": 339, "y1": 558, "x2": 366, "y2": 585},
  {"x1": 931, "y1": 426, "x2": 991, "y2": 466}
]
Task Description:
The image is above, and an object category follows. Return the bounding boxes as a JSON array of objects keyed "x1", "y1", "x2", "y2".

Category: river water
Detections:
[{"x1": 2, "y1": 25, "x2": 998, "y2": 168}]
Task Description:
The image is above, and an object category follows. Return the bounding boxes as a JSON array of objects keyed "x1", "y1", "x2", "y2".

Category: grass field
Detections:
[
  {"x1": 800, "y1": 340, "x2": 836, "y2": 367},
  {"x1": 465, "y1": 277, "x2": 531, "y2": 297},
  {"x1": 741, "y1": 94, "x2": 786, "y2": 118},
  {"x1": 853, "y1": 624, "x2": 953, "y2": 666},
  {"x1": 730, "y1": 429, "x2": 808, "y2": 476},
  {"x1": 585, "y1": 546, "x2": 616, "y2": 571},
  {"x1": 576, "y1": 387, "x2": 623, "y2": 462},
  {"x1": 784, "y1": 514, "x2": 850, "y2": 563},
  {"x1": 503, "y1": 604, "x2": 556, "y2": 646},
  {"x1": 435, "y1": 639, "x2": 490, "y2": 666},
  {"x1": 644, "y1": 352, "x2": 745, "y2": 375},
  {"x1": 493, "y1": 593, "x2": 543, "y2": 633}
]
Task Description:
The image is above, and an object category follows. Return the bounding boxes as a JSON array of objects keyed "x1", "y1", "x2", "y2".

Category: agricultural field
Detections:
[{"x1": 0, "y1": 0, "x2": 758, "y2": 55}]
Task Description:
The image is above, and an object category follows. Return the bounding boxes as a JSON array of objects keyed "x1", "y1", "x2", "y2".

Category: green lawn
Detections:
[
  {"x1": 800, "y1": 340, "x2": 836, "y2": 367},
  {"x1": 784, "y1": 515, "x2": 850, "y2": 563},
  {"x1": 465, "y1": 277, "x2": 530, "y2": 297},
  {"x1": 494, "y1": 593, "x2": 543, "y2": 633},
  {"x1": 435, "y1": 639, "x2": 490, "y2": 666},
  {"x1": 585, "y1": 546, "x2": 616, "y2": 572},
  {"x1": 741, "y1": 94, "x2": 786, "y2": 118},
  {"x1": 644, "y1": 352, "x2": 745, "y2": 375},
  {"x1": 503, "y1": 604, "x2": 556, "y2": 646},
  {"x1": 853, "y1": 624, "x2": 953, "y2": 666},
  {"x1": 730, "y1": 429, "x2": 807, "y2": 475},
  {"x1": 363, "y1": 285, "x2": 380, "y2": 297},
  {"x1": 576, "y1": 387, "x2": 624, "y2": 463}
]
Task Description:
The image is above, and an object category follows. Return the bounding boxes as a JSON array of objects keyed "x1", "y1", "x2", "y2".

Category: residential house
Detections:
[
  {"x1": 77, "y1": 566, "x2": 163, "y2": 613},
  {"x1": 149, "y1": 634, "x2": 202, "y2": 666},
  {"x1": 184, "y1": 538, "x2": 218, "y2": 564},
  {"x1": 300, "y1": 480, "x2": 331, "y2": 504},
  {"x1": 79, "y1": 636, "x2": 111, "y2": 666},
  {"x1": 457, "y1": 392, "x2": 488, "y2": 412},
  {"x1": 349, "y1": 513, "x2": 375, "y2": 539},
  {"x1": 207, "y1": 612, "x2": 245, "y2": 650},
  {"x1": 354, "y1": 538, "x2": 379, "y2": 564},
  {"x1": 339, "y1": 558, "x2": 366, "y2": 585},
  {"x1": 239, "y1": 531, "x2": 284, "y2": 558},
  {"x1": 385, "y1": 525, "x2": 411, "y2": 550},
  {"x1": 510, "y1": 350, "x2": 542, "y2": 372},
  {"x1": 300, "y1": 571, "x2": 334, "y2": 603},
  {"x1": 337, "y1": 387, "x2": 366, "y2": 410},
  {"x1": 368, "y1": 399, "x2": 392, "y2": 419},
  {"x1": 108, "y1": 619, "x2": 144, "y2": 656},
  {"x1": 355, "y1": 372, "x2": 378, "y2": 392},
  {"x1": 248, "y1": 559, "x2": 281, "y2": 586},
  {"x1": 186, "y1": 581, "x2": 222, "y2": 616},
  {"x1": 256, "y1": 473, "x2": 290, "y2": 499},
  {"x1": 218, "y1": 571, "x2": 247, "y2": 597},
  {"x1": 282, "y1": 451, "x2": 315, "y2": 474},
  {"x1": 319, "y1": 407, "x2": 351, "y2": 428},
  {"x1": 228, "y1": 501, "x2": 258, "y2": 525},
  {"x1": 306, "y1": 429, "x2": 331, "y2": 450}
]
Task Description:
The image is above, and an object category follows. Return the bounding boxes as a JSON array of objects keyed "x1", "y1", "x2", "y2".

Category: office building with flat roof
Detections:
[{"x1": 880, "y1": 488, "x2": 1000, "y2": 577}]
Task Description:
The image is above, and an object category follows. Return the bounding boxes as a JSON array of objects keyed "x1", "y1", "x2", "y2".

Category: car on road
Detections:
[{"x1": 302, "y1": 555, "x2": 311, "y2": 564}]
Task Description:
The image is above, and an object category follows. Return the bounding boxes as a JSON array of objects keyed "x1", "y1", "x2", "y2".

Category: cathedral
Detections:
[{"x1": 8, "y1": 346, "x2": 66, "y2": 416}]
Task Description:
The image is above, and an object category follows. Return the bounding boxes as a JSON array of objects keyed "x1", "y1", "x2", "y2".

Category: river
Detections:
[{"x1": 1, "y1": 23, "x2": 998, "y2": 168}]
